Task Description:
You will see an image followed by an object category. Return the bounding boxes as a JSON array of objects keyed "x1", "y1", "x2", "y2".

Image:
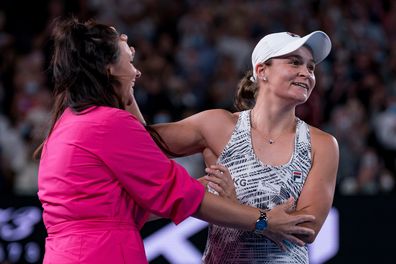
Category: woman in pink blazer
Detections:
[{"x1": 36, "y1": 17, "x2": 316, "y2": 264}]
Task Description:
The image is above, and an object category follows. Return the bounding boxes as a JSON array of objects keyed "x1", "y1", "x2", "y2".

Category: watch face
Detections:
[{"x1": 256, "y1": 219, "x2": 267, "y2": 230}]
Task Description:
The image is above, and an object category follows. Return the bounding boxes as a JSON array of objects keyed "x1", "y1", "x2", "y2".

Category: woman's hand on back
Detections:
[{"x1": 204, "y1": 164, "x2": 238, "y2": 203}]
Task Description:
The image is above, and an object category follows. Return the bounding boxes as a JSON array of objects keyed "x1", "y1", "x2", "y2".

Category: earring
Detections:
[{"x1": 260, "y1": 76, "x2": 267, "y2": 81}]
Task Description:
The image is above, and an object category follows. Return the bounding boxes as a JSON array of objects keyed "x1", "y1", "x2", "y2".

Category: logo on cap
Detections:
[{"x1": 286, "y1": 32, "x2": 300, "y2": 38}]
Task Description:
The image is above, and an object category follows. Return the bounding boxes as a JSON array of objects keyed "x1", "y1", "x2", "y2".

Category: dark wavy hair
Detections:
[{"x1": 34, "y1": 17, "x2": 123, "y2": 157}]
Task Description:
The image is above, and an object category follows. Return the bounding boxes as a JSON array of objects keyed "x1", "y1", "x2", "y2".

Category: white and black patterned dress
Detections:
[{"x1": 202, "y1": 110, "x2": 312, "y2": 264}]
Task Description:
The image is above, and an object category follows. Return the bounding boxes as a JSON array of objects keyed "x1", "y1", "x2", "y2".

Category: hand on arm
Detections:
[
  {"x1": 263, "y1": 198, "x2": 315, "y2": 251},
  {"x1": 204, "y1": 164, "x2": 238, "y2": 202},
  {"x1": 193, "y1": 192, "x2": 315, "y2": 251},
  {"x1": 201, "y1": 165, "x2": 316, "y2": 250}
]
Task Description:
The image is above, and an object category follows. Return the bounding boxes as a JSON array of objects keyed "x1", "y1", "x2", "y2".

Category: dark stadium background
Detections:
[{"x1": 1, "y1": 1, "x2": 395, "y2": 263}]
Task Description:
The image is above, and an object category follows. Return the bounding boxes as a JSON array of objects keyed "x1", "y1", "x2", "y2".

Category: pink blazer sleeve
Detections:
[{"x1": 99, "y1": 110, "x2": 205, "y2": 224}]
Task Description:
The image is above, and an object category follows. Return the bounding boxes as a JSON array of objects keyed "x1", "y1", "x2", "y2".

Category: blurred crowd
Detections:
[{"x1": 1, "y1": 0, "x2": 396, "y2": 196}]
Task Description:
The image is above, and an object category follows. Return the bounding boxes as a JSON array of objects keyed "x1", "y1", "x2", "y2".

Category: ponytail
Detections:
[{"x1": 234, "y1": 70, "x2": 258, "y2": 111}]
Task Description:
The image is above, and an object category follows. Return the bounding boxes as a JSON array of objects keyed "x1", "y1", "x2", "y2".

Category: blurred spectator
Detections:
[{"x1": 374, "y1": 96, "x2": 396, "y2": 178}]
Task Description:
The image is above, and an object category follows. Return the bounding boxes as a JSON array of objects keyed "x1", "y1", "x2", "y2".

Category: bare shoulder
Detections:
[
  {"x1": 195, "y1": 109, "x2": 238, "y2": 121},
  {"x1": 190, "y1": 109, "x2": 239, "y2": 129},
  {"x1": 309, "y1": 126, "x2": 339, "y2": 155},
  {"x1": 194, "y1": 109, "x2": 240, "y2": 155}
]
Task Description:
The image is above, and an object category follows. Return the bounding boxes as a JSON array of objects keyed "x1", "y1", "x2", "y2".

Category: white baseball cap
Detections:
[{"x1": 251, "y1": 31, "x2": 332, "y2": 81}]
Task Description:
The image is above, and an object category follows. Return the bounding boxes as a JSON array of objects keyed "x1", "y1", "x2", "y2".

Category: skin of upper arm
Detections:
[
  {"x1": 152, "y1": 109, "x2": 236, "y2": 157},
  {"x1": 152, "y1": 114, "x2": 205, "y2": 155},
  {"x1": 293, "y1": 128, "x2": 339, "y2": 242}
]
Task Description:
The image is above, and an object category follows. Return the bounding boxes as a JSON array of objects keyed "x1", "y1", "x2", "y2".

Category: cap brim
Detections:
[{"x1": 271, "y1": 31, "x2": 332, "y2": 64}]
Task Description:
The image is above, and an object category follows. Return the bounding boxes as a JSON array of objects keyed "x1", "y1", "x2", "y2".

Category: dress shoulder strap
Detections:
[{"x1": 217, "y1": 110, "x2": 251, "y2": 162}]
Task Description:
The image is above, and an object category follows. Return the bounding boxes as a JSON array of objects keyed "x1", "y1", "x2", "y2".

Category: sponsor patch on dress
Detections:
[{"x1": 292, "y1": 171, "x2": 303, "y2": 183}]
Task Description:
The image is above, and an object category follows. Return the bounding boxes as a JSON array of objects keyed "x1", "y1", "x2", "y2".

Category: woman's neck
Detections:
[{"x1": 250, "y1": 101, "x2": 296, "y2": 136}]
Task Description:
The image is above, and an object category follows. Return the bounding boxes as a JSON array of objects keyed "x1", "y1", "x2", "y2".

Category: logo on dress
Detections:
[{"x1": 292, "y1": 171, "x2": 303, "y2": 183}]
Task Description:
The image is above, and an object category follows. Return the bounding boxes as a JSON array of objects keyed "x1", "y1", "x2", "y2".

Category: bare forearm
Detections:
[
  {"x1": 193, "y1": 193, "x2": 316, "y2": 249},
  {"x1": 197, "y1": 194, "x2": 316, "y2": 245},
  {"x1": 291, "y1": 207, "x2": 329, "y2": 243},
  {"x1": 151, "y1": 123, "x2": 204, "y2": 155},
  {"x1": 193, "y1": 192, "x2": 257, "y2": 231}
]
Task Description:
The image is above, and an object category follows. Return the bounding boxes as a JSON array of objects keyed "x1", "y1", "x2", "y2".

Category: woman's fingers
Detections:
[
  {"x1": 207, "y1": 165, "x2": 231, "y2": 179},
  {"x1": 275, "y1": 240, "x2": 287, "y2": 252},
  {"x1": 205, "y1": 167, "x2": 227, "y2": 179},
  {"x1": 207, "y1": 182, "x2": 223, "y2": 194},
  {"x1": 265, "y1": 202, "x2": 317, "y2": 247},
  {"x1": 205, "y1": 166, "x2": 238, "y2": 201},
  {"x1": 205, "y1": 176, "x2": 228, "y2": 196},
  {"x1": 209, "y1": 164, "x2": 228, "y2": 172},
  {"x1": 197, "y1": 175, "x2": 226, "y2": 194},
  {"x1": 204, "y1": 167, "x2": 232, "y2": 190},
  {"x1": 197, "y1": 176, "x2": 208, "y2": 186},
  {"x1": 204, "y1": 173, "x2": 224, "y2": 184},
  {"x1": 288, "y1": 226, "x2": 315, "y2": 236},
  {"x1": 292, "y1": 214, "x2": 316, "y2": 225}
]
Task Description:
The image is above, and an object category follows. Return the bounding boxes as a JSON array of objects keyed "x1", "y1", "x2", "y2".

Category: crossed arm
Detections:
[{"x1": 203, "y1": 127, "x2": 339, "y2": 244}]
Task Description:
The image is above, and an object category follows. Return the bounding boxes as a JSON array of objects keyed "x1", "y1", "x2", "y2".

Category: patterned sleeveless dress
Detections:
[{"x1": 202, "y1": 110, "x2": 312, "y2": 264}]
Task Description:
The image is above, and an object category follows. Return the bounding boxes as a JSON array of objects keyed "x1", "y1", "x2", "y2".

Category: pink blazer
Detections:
[{"x1": 38, "y1": 106, "x2": 205, "y2": 263}]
